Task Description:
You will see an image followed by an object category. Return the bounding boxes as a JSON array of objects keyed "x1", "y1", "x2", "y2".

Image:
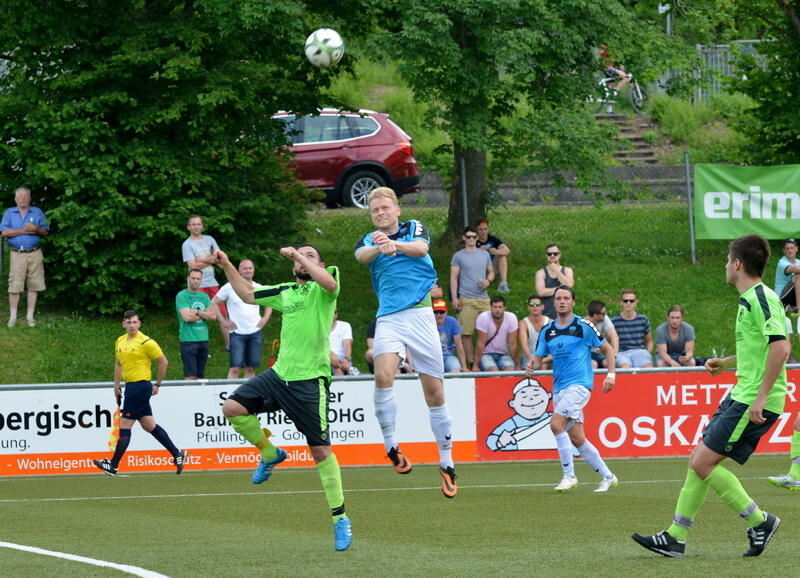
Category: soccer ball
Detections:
[{"x1": 305, "y1": 28, "x2": 345, "y2": 68}]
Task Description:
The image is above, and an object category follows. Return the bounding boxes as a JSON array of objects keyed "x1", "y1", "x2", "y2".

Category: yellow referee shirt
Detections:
[{"x1": 115, "y1": 331, "x2": 164, "y2": 383}]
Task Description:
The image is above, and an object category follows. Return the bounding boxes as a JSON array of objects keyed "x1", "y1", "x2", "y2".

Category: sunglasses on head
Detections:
[
  {"x1": 546, "y1": 251, "x2": 560, "y2": 256},
  {"x1": 464, "y1": 234, "x2": 478, "y2": 239},
  {"x1": 528, "y1": 301, "x2": 543, "y2": 306},
  {"x1": 622, "y1": 298, "x2": 636, "y2": 303}
]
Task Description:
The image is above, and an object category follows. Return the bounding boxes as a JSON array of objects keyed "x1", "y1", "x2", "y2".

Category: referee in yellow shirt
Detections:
[{"x1": 93, "y1": 310, "x2": 188, "y2": 476}]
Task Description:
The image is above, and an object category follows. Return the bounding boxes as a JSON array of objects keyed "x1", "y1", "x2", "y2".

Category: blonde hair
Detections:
[{"x1": 368, "y1": 187, "x2": 398, "y2": 206}]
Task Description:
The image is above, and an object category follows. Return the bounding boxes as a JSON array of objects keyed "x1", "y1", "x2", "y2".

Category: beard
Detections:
[{"x1": 295, "y1": 271, "x2": 312, "y2": 281}]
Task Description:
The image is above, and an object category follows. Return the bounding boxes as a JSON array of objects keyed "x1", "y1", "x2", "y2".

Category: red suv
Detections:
[{"x1": 274, "y1": 109, "x2": 420, "y2": 208}]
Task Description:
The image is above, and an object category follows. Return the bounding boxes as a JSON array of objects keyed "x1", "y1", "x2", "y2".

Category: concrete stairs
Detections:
[{"x1": 595, "y1": 113, "x2": 660, "y2": 165}]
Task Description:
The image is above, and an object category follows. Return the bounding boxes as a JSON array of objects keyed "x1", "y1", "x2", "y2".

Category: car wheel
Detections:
[{"x1": 341, "y1": 171, "x2": 386, "y2": 209}]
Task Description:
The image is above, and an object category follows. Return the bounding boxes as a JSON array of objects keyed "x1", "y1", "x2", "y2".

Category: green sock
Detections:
[
  {"x1": 666, "y1": 469, "x2": 709, "y2": 541},
  {"x1": 704, "y1": 465, "x2": 765, "y2": 527},
  {"x1": 789, "y1": 430, "x2": 800, "y2": 479},
  {"x1": 227, "y1": 415, "x2": 278, "y2": 461},
  {"x1": 316, "y1": 453, "x2": 346, "y2": 521}
]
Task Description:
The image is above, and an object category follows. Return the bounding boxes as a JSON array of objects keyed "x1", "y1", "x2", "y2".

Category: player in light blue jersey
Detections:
[
  {"x1": 527, "y1": 285, "x2": 618, "y2": 493},
  {"x1": 355, "y1": 187, "x2": 457, "y2": 498}
]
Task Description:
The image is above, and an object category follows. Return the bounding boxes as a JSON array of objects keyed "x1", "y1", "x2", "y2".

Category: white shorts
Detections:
[
  {"x1": 553, "y1": 384, "x2": 591, "y2": 422},
  {"x1": 374, "y1": 307, "x2": 445, "y2": 380}
]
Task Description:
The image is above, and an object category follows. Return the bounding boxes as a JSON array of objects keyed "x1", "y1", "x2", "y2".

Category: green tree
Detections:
[
  {"x1": 0, "y1": 1, "x2": 340, "y2": 313},
  {"x1": 371, "y1": 1, "x2": 672, "y2": 238}
]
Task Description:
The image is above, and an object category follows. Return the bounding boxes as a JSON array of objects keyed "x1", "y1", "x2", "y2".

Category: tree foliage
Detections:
[
  {"x1": 0, "y1": 0, "x2": 346, "y2": 314},
  {"x1": 368, "y1": 0, "x2": 676, "y2": 238}
]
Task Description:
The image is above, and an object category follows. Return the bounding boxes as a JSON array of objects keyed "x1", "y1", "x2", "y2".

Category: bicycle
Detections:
[{"x1": 593, "y1": 72, "x2": 648, "y2": 114}]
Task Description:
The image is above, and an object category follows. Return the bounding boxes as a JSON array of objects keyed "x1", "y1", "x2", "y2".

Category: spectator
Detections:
[
  {"x1": 611, "y1": 289, "x2": 654, "y2": 368},
  {"x1": 176, "y1": 269, "x2": 218, "y2": 379},
  {"x1": 213, "y1": 259, "x2": 272, "y2": 380},
  {"x1": 518, "y1": 294, "x2": 552, "y2": 369},
  {"x1": 655, "y1": 305, "x2": 697, "y2": 367},
  {"x1": 433, "y1": 298, "x2": 468, "y2": 373},
  {"x1": 584, "y1": 300, "x2": 619, "y2": 369},
  {"x1": 451, "y1": 226, "x2": 494, "y2": 366},
  {"x1": 473, "y1": 295, "x2": 519, "y2": 372},
  {"x1": 330, "y1": 311, "x2": 358, "y2": 376},
  {"x1": 775, "y1": 238, "x2": 800, "y2": 313},
  {"x1": 535, "y1": 244, "x2": 575, "y2": 319},
  {"x1": 182, "y1": 215, "x2": 229, "y2": 347},
  {"x1": 430, "y1": 281, "x2": 444, "y2": 300},
  {"x1": 1, "y1": 187, "x2": 49, "y2": 327},
  {"x1": 475, "y1": 218, "x2": 511, "y2": 293}
]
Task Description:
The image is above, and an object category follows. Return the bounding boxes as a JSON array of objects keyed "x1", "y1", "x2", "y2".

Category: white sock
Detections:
[
  {"x1": 373, "y1": 387, "x2": 398, "y2": 452},
  {"x1": 429, "y1": 404, "x2": 454, "y2": 469},
  {"x1": 577, "y1": 440, "x2": 612, "y2": 479},
  {"x1": 555, "y1": 432, "x2": 574, "y2": 477}
]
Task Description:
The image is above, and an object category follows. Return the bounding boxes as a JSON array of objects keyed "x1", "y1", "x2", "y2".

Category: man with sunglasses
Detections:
[
  {"x1": 611, "y1": 289, "x2": 653, "y2": 368},
  {"x1": 535, "y1": 244, "x2": 574, "y2": 319},
  {"x1": 451, "y1": 226, "x2": 494, "y2": 367},
  {"x1": 518, "y1": 295, "x2": 552, "y2": 369}
]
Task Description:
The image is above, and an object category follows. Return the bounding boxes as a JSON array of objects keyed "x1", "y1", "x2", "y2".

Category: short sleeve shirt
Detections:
[
  {"x1": 438, "y1": 315, "x2": 462, "y2": 355},
  {"x1": 182, "y1": 235, "x2": 220, "y2": 288},
  {"x1": 655, "y1": 321, "x2": 696, "y2": 355},
  {"x1": 216, "y1": 281, "x2": 264, "y2": 335},
  {"x1": 329, "y1": 320, "x2": 353, "y2": 357},
  {"x1": 536, "y1": 315, "x2": 603, "y2": 393},
  {"x1": 451, "y1": 249, "x2": 493, "y2": 299},
  {"x1": 0, "y1": 206, "x2": 48, "y2": 250},
  {"x1": 774, "y1": 255, "x2": 796, "y2": 296},
  {"x1": 732, "y1": 283, "x2": 788, "y2": 414},
  {"x1": 476, "y1": 234, "x2": 504, "y2": 261},
  {"x1": 611, "y1": 313, "x2": 650, "y2": 351},
  {"x1": 253, "y1": 266, "x2": 339, "y2": 381},
  {"x1": 176, "y1": 289, "x2": 211, "y2": 342},
  {"x1": 475, "y1": 311, "x2": 519, "y2": 355},
  {"x1": 115, "y1": 331, "x2": 164, "y2": 383}
]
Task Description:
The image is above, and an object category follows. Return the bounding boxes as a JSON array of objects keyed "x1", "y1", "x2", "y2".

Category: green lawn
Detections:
[
  {"x1": 1, "y1": 455, "x2": 796, "y2": 575},
  {"x1": 0, "y1": 201, "x2": 793, "y2": 384}
]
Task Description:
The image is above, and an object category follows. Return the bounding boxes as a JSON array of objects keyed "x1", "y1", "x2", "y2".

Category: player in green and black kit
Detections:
[
  {"x1": 633, "y1": 234, "x2": 790, "y2": 558},
  {"x1": 216, "y1": 245, "x2": 352, "y2": 551}
]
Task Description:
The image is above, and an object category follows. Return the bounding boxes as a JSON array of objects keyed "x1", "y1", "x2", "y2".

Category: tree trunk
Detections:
[{"x1": 444, "y1": 145, "x2": 487, "y2": 242}]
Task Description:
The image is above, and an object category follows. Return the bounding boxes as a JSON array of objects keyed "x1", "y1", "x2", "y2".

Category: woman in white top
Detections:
[{"x1": 518, "y1": 295, "x2": 552, "y2": 369}]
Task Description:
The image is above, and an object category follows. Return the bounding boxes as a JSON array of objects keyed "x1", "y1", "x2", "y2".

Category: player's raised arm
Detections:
[{"x1": 216, "y1": 250, "x2": 256, "y2": 304}]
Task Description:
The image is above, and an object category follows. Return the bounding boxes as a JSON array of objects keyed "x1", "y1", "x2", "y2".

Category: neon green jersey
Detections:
[
  {"x1": 731, "y1": 282, "x2": 788, "y2": 414},
  {"x1": 253, "y1": 266, "x2": 339, "y2": 381}
]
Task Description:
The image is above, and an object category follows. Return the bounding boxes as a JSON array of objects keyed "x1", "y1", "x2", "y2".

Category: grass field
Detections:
[{"x1": 2, "y1": 455, "x2": 796, "y2": 576}]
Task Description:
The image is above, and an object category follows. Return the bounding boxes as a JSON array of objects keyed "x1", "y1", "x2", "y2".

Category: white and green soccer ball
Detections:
[{"x1": 305, "y1": 28, "x2": 345, "y2": 68}]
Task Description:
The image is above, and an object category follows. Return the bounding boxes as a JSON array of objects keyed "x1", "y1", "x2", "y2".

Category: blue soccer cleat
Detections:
[
  {"x1": 333, "y1": 516, "x2": 353, "y2": 551},
  {"x1": 251, "y1": 447, "x2": 287, "y2": 484}
]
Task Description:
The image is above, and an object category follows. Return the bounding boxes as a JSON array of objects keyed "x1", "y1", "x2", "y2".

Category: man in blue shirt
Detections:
[
  {"x1": 0, "y1": 187, "x2": 49, "y2": 328},
  {"x1": 355, "y1": 187, "x2": 457, "y2": 498},
  {"x1": 527, "y1": 285, "x2": 618, "y2": 493}
]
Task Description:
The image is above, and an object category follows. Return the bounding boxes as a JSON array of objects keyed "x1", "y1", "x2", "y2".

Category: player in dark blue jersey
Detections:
[
  {"x1": 526, "y1": 285, "x2": 618, "y2": 492},
  {"x1": 355, "y1": 187, "x2": 457, "y2": 498}
]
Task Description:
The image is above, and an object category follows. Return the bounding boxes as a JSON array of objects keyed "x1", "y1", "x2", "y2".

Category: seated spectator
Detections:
[
  {"x1": 473, "y1": 295, "x2": 519, "y2": 372},
  {"x1": 611, "y1": 289, "x2": 653, "y2": 368},
  {"x1": 476, "y1": 218, "x2": 511, "y2": 293},
  {"x1": 330, "y1": 311, "x2": 359, "y2": 375},
  {"x1": 433, "y1": 298, "x2": 468, "y2": 373},
  {"x1": 655, "y1": 305, "x2": 696, "y2": 367},
  {"x1": 535, "y1": 244, "x2": 574, "y2": 319},
  {"x1": 584, "y1": 299, "x2": 618, "y2": 369},
  {"x1": 518, "y1": 294, "x2": 552, "y2": 369},
  {"x1": 776, "y1": 238, "x2": 800, "y2": 313},
  {"x1": 365, "y1": 318, "x2": 412, "y2": 375}
]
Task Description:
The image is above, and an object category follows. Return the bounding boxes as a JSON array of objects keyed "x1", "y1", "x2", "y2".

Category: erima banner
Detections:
[{"x1": 694, "y1": 163, "x2": 800, "y2": 239}]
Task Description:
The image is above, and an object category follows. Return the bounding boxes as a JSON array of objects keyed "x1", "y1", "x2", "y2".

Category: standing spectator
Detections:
[
  {"x1": 355, "y1": 187, "x2": 457, "y2": 498},
  {"x1": 216, "y1": 245, "x2": 352, "y2": 551},
  {"x1": 330, "y1": 311, "x2": 358, "y2": 376},
  {"x1": 450, "y1": 226, "x2": 494, "y2": 366},
  {"x1": 611, "y1": 289, "x2": 654, "y2": 368},
  {"x1": 584, "y1": 300, "x2": 619, "y2": 369},
  {"x1": 1, "y1": 187, "x2": 48, "y2": 327},
  {"x1": 93, "y1": 310, "x2": 187, "y2": 476},
  {"x1": 518, "y1": 294, "x2": 552, "y2": 369},
  {"x1": 213, "y1": 259, "x2": 272, "y2": 380},
  {"x1": 775, "y1": 238, "x2": 800, "y2": 313},
  {"x1": 535, "y1": 244, "x2": 575, "y2": 319},
  {"x1": 526, "y1": 286, "x2": 618, "y2": 492},
  {"x1": 655, "y1": 306, "x2": 697, "y2": 367},
  {"x1": 475, "y1": 218, "x2": 511, "y2": 293},
  {"x1": 433, "y1": 298, "x2": 468, "y2": 373},
  {"x1": 176, "y1": 269, "x2": 218, "y2": 379},
  {"x1": 473, "y1": 295, "x2": 519, "y2": 372},
  {"x1": 633, "y1": 235, "x2": 788, "y2": 558},
  {"x1": 182, "y1": 215, "x2": 229, "y2": 346}
]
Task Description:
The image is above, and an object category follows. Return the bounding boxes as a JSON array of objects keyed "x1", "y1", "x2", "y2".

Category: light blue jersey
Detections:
[
  {"x1": 536, "y1": 314, "x2": 603, "y2": 393},
  {"x1": 355, "y1": 219, "x2": 436, "y2": 317}
]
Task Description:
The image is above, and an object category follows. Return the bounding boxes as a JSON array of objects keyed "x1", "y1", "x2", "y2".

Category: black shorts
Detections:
[
  {"x1": 702, "y1": 396, "x2": 779, "y2": 464},
  {"x1": 230, "y1": 368, "x2": 332, "y2": 447},
  {"x1": 121, "y1": 381, "x2": 154, "y2": 420}
]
